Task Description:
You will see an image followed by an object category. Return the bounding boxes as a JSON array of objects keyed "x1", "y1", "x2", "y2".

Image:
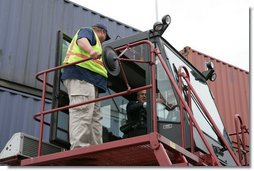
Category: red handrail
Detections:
[
  {"x1": 155, "y1": 51, "x2": 221, "y2": 166},
  {"x1": 177, "y1": 66, "x2": 194, "y2": 153},
  {"x1": 34, "y1": 40, "x2": 156, "y2": 156},
  {"x1": 176, "y1": 65, "x2": 241, "y2": 166},
  {"x1": 36, "y1": 57, "x2": 93, "y2": 156},
  {"x1": 233, "y1": 114, "x2": 249, "y2": 166}
]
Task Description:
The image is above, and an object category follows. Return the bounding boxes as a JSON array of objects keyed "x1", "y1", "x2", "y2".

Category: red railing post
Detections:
[
  {"x1": 234, "y1": 114, "x2": 248, "y2": 166},
  {"x1": 177, "y1": 66, "x2": 195, "y2": 153},
  {"x1": 177, "y1": 69, "x2": 186, "y2": 149},
  {"x1": 38, "y1": 72, "x2": 47, "y2": 156}
]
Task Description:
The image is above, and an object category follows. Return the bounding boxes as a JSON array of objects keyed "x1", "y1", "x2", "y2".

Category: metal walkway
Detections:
[{"x1": 20, "y1": 133, "x2": 204, "y2": 166}]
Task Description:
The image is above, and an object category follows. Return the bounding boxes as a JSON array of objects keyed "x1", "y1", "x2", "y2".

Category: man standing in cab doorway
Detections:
[{"x1": 61, "y1": 23, "x2": 111, "y2": 150}]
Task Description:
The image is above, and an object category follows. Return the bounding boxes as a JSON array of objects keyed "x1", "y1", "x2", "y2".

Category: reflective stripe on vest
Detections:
[{"x1": 63, "y1": 28, "x2": 108, "y2": 78}]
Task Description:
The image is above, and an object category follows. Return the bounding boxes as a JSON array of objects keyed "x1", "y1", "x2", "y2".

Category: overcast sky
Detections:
[{"x1": 70, "y1": 0, "x2": 251, "y2": 71}]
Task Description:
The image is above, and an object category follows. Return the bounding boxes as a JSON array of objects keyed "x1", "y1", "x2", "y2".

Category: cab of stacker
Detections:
[{"x1": 50, "y1": 15, "x2": 237, "y2": 166}]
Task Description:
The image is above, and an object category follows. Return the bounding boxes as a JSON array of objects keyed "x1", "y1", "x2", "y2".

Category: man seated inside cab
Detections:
[
  {"x1": 121, "y1": 90, "x2": 147, "y2": 138},
  {"x1": 121, "y1": 90, "x2": 178, "y2": 138}
]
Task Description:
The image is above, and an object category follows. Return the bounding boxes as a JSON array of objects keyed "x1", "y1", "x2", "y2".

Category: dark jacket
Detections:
[
  {"x1": 126, "y1": 101, "x2": 146, "y2": 123},
  {"x1": 120, "y1": 101, "x2": 147, "y2": 138}
]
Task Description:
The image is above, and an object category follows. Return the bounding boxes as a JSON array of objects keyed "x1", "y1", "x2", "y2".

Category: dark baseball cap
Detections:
[{"x1": 93, "y1": 23, "x2": 111, "y2": 41}]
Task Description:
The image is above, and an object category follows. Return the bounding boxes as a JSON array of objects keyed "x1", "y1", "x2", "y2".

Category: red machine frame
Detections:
[{"x1": 19, "y1": 40, "x2": 243, "y2": 166}]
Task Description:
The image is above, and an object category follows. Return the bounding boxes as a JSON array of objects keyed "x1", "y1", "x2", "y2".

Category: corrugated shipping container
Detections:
[
  {"x1": 0, "y1": 0, "x2": 139, "y2": 152},
  {"x1": 0, "y1": 0, "x2": 139, "y2": 90},
  {"x1": 0, "y1": 87, "x2": 51, "y2": 150},
  {"x1": 180, "y1": 46, "x2": 250, "y2": 147}
]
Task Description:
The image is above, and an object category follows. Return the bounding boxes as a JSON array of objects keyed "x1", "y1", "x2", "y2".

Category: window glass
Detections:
[
  {"x1": 50, "y1": 33, "x2": 72, "y2": 147},
  {"x1": 156, "y1": 57, "x2": 180, "y2": 122},
  {"x1": 100, "y1": 89, "x2": 128, "y2": 139},
  {"x1": 163, "y1": 44, "x2": 224, "y2": 141}
]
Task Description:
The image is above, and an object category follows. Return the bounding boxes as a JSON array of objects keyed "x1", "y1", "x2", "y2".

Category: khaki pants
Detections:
[{"x1": 63, "y1": 79, "x2": 103, "y2": 150}]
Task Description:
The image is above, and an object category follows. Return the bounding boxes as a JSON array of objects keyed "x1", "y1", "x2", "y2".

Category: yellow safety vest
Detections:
[{"x1": 63, "y1": 28, "x2": 108, "y2": 78}]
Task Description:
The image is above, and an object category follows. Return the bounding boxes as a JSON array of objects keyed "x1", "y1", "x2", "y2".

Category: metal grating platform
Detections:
[{"x1": 19, "y1": 133, "x2": 202, "y2": 166}]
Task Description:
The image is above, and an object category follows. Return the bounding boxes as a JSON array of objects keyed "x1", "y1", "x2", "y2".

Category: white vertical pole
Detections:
[{"x1": 155, "y1": 0, "x2": 159, "y2": 22}]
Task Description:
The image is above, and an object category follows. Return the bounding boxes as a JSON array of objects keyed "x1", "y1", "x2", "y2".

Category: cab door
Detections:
[{"x1": 155, "y1": 53, "x2": 191, "y2": 149}]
